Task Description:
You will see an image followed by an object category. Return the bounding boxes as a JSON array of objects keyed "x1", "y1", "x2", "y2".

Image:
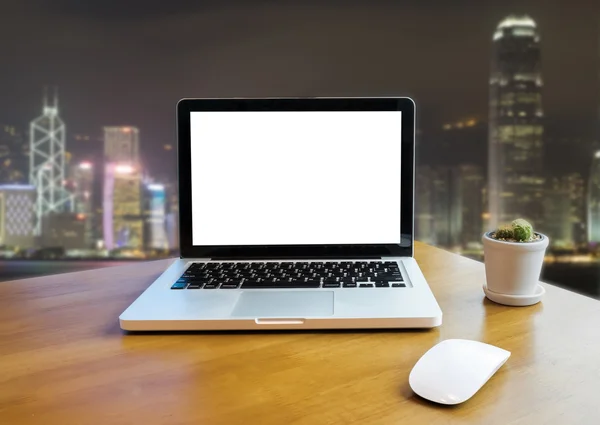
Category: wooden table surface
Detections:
[{"x1": 1, "y1": 242, "x2": 600, "y2": 425}]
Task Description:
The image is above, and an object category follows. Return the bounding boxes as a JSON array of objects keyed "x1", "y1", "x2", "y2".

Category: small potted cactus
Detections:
[{"x1": 482, "y1": 219, "x2": 549, "y2": 306}]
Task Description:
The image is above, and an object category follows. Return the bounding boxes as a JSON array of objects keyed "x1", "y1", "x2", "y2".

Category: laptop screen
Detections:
[{"x1": 190, "y1": 110, "x2": 402, "y2": 246}]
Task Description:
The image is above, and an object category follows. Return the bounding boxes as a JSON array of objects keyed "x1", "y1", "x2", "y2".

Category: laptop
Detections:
[{"x1": 119, "y1": 97, "x2": 442, "y2": 331}]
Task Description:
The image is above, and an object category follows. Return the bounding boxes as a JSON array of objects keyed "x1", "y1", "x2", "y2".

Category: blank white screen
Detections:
[{"x1": 190, "y1": 111, "x2": 401, "y2": 246}]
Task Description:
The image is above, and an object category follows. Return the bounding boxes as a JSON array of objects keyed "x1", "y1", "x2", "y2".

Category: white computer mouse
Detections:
[{"x1": 409, "y1": 339, "x2": 511, "y2": 405}]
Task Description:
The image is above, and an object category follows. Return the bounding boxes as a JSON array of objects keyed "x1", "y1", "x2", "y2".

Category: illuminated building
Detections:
[
  {"x1": 144, "y1": 184, "x2": 168, "y2": 250},
  {"x1": 29, "y1": 88, "x2": 73, "y2": 234},
  {"x1": 415, "y1": 166, "x2": 461, "y2": 248},
  {"x1": 415, "y1": 166, "x2": 435, "y2": 245},
  {"x1": 488, "y1": 15, "x2": 544, "y2": 230},
  {"x1": 102, "y1": 126, "x2": 144, "y2": 251},
  {"x1": 0, "y1": 185, "x2": 36, "y2": 248},
  {"x1": 0, "y1": 125, "x2": 28, "y2": 184},
  {"x1": 103, "y1": 126, "x2": 140, "y2": 164},
  {"x1": 544, "y1": 177, "x2": 575, "y2": 248},
  {"x1": 103, "y1": 163, "x2": 144, "y2": 250},
  {"x1": 588, "y1": 152, "x2": 600, "y2": 244},
  {"x1": 165, "y1": 182, "x2": 179, "y2": 251},
  {"x1": 541, "y1": 173, "x2": 586, "y2": 249},
  {"x1": 416, "y1": 165, "x2": 485, "y2": 249},
  {"x1": 40, "y1": 213, "x2": 86, "y2": 250},
  {"x1": 72, "y1": 161, "x2": 95, "y2": 246},
  {"x1": 562, "y1": 173, "x2": 586, "y2": 248}
]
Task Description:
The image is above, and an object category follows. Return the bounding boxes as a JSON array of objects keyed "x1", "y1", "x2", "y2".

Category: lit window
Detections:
[{"x1": 512, "y1": 28, "x2": 536, "y2": 37}]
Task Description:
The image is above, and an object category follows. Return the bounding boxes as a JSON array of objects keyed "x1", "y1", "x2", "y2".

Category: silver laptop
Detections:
[{"x1": 119, "y1": 97, "x2": 442, "y2": 331}]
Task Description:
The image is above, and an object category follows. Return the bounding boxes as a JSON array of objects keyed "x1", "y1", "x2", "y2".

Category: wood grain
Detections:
[{"x1": 1, "y1": 243, "x2": 600, "y2": 425}]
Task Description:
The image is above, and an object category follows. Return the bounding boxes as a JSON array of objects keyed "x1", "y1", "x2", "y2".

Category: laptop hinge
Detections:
[{"x1": 209, "y1": 255, "x2": 383, "y2": 260}]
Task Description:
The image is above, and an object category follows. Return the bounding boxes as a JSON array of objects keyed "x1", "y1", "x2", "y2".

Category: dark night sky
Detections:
[{"x1": 1, "y1": 0, "x2": 599, "y2": 180}]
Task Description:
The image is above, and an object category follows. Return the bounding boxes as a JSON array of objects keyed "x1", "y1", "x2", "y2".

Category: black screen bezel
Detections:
[{"x1": 177, "y1": 97, "x2": 415, "y2": 259}]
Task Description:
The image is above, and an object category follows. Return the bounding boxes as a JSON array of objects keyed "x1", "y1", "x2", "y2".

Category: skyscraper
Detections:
[
  {"x1": 102, "y1": 126, "x2": 143, "y2": 251},
  {"x1": 29, "y1": 88, "x2": 73, "y2": 234},
  {"x1": 103, "y1": 127, "x2": 140, "y2": 164},
  {"x1": 488, "y1": 15, "x2": 544, "y2": 229}
]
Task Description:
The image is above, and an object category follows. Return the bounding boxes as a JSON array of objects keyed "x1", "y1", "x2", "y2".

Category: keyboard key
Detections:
[
  {"x1": 375, "y1": 282, "x2": 390, "y2": 288},
  {"x1": 323, "y1": 283, "x2": 341, "y2": 288},
  {"x1": 171, "y1": 282, "x2": 187, "y2": 289},
  {"x1": 203, "y1": 284, "x2": 219, "y2": 289},
  {"x1": 359, "y1": 283, "x2": 374, "y2": 288},
  {"x1": 343, "y1": 283, "x2": 357, "y2": 288},
  {"x1": 187, "y1": 284, "x2": 203, "y2": 289},
  {"x1": 220, "y1": 284, "x2": 240, "y2": 289},
  {"x1": 391, "y1": 283, "x2": 406, "y2": 287},
  {"x1": 376, "y1": 274, "x2": 403, "y2": 282}
]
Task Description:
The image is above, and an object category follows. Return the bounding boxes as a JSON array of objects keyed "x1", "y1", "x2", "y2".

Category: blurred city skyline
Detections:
[
  {"x1": 1, "y1": 0, "x2": 599, "y2": 179},
  {"x1": 1, "y1": 1, "x2": 600, "y2": 297}
]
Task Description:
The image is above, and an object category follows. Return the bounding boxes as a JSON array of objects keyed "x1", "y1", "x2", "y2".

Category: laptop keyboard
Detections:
[{"x1": 170, "y1": 261, "x2": 405, "y2": 290}]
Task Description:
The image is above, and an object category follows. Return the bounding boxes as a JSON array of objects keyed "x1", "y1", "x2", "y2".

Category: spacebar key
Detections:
[{"x1": 241, "y1": 281, "x2": 321, "y2": 288}]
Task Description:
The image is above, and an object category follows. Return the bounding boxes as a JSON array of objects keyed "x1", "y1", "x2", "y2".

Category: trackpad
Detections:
[{"x1": 232, "y1": 291, "x2": 334, "y2": 317}]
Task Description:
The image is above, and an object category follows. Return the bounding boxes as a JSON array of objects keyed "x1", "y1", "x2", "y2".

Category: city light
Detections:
[
  {"x1": 513, "y1": 28, "x2": 536, "y2": 38},
  {"x1": 498, "y1": 16, "x2": 537, "y2": 29},
  {"x1": 115, "y1": 164, "x2": 134, "y2": 174},
  {"x1": 79, "y1": 161, "x2": 92, "y2": 170},
  {"x1": 0, "y1": 184, "x2": 35, "y2": 190},
  {"x1": 443, "y1": 119, "x2": 478, "y2": 130},
  {"x1": 148, "y1": 184, "x2": 165, "y2": 191}
]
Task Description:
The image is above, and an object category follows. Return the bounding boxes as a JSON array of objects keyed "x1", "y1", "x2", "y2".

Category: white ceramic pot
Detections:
[{"x1": 482, "y1": 232, "x2": 549, "y2": 296}]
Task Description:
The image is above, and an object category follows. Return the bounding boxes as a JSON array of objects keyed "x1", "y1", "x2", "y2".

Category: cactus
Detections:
[
  {"x1": 491, "y1": 218, "x2": 536, "y2": 242},
  {"x1": 511, "y1": 219, "x2": 534, "y2": 241},
  {"x1": 494, "y1": 225, "x2": 514, "y2": 240}
]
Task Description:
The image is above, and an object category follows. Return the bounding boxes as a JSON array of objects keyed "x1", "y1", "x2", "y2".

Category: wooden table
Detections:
[{"x1": 1, "y1": 243, "x2": 600, "y2": 425}]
